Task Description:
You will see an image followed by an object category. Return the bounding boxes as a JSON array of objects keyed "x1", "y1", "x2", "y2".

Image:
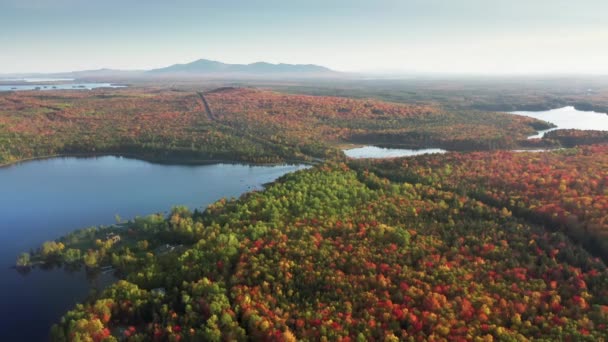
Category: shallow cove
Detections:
[{"x1": 0, "y1": 156, "x2": 307, "y2": 341}]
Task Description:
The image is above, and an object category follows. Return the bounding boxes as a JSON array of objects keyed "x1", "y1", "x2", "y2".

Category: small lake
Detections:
[
  {"x1": 0, "y1": 83, "x2": 125, "y2": 92},
  {"x1": 0, "y1": 156, "x2": 307, "y2": 341},
  {"x1": 510, "y1": 106, "x2": 608, "y2": 138},
  {"x1": 344, "y1": 146, "x2": 446, "y2": 159}
]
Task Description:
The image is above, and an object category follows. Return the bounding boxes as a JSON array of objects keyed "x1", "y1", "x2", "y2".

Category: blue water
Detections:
[
  {"x1": 344, "y1": 146, "x2": 446, "y2": 159},
  {"x1": 0, "y1": 156, "x2": 307, "y2": 341}
]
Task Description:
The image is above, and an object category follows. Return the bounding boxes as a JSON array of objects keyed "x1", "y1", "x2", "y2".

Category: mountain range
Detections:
[
  {"x1": 1, "y1": 59, "x2": 338, "y2": 80},
  {"x1": 148, "y1": 59, "x2": 333, "y2": 74}
]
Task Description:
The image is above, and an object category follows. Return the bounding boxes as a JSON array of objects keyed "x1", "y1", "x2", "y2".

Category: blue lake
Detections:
[{"x1": 0, "y1": 156, "x2": 307, "y2": 341}]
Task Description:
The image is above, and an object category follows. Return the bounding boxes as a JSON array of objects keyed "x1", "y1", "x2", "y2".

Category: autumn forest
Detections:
[{"x1": 3, "y1": 79, "x2": 608, "y2": 341}]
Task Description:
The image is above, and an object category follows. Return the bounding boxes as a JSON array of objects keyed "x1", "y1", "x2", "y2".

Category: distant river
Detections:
[
  {"x1": 0, "y1": 83, "x2": 125, "y2": 92},
  {"x1": 1, "y1": 78, "x2": 75, "y2": 82},
  {"x1": 510, "y1": 106, "x2": 608, "y2": 138},
  {"x1": 0, "y1": 156, "x2": 307, "y2": 341}
]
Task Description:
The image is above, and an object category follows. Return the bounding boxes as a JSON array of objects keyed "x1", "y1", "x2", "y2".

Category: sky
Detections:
[{"x1": 1, "y1": 0, "x2": 608, "y2": 75}]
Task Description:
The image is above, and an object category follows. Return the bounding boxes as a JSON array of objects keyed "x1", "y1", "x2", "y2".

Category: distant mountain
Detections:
[
  {"x1": 148, "y1": 59, "x2": 334, "y2": 75},
  {"x1": 1, "y1": 59, "x2": 339, "y2": 81}
]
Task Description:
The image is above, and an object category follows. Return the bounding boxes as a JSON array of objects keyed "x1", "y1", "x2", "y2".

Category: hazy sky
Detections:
[{"x1": 1, "y1": 0, "x2": 607, "y2": 74}]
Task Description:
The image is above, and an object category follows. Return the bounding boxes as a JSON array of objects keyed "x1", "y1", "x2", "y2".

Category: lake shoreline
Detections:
[
  {"x1": 344, "y1": 145, "x2": 447, "y2": 159},
  {"x1": 1, "y1": 157, "x2": 310, "y2": 341},
  {"x1": 0, "y1": 152, "x2": 318, "y2": 169},
  {"x1": 476, "y1": 103, "x2": 608, "y2": 116},
  {"x1": 0, "y1": 82, "x2": 126, "y2": 92},
  {"x1": 508, "y1": 106, "x2": 608, "y2": 138}
]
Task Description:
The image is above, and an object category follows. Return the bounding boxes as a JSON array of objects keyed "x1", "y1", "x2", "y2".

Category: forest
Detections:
[
  {"x1": 258, "y1": 77, "x2": 608, "y2": 115},
  {"x1": 6, "y1": 84, "x2": 608, "y2": 341},
  {"x1": 355, "y1": 145, "x2": 608, "y2": 262},
  {"x1": 20, "y1": 152, "x2": 608, "y2": 341},
  {"x1": 0, "y1": 86, "x2": 567, "y2": 167}
]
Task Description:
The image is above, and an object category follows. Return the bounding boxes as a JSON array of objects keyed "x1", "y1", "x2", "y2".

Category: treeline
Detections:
[
  {"x1": 0, "y1": 87, "x2": 559, "y2": 165},
  {"x1": 355, "y1": 145, "x2": 608, "y2": 261},
  {"x1": 544, "y1": 130, "x2": 608, "y2": 147},
  {"x1": 0, "y1": 89, "x2": 333, "y2": 165},
  {"x1": 263, "y1": 77, "x2": 608, "y2": 117},
  {"x1": 204, "y1": 88, "x2": 553, "y2": 152}
]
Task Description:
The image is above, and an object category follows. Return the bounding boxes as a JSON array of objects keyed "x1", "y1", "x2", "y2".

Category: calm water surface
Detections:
[
  {"x1": 0, "y1": 156, "x2": 307, "y2": 341},
  {"x1": 344, "y1": 146, "x2": 446, "y2": 159},
  {"x1": 510, "y1": 106, "x2": 608, "y2": 138}
]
